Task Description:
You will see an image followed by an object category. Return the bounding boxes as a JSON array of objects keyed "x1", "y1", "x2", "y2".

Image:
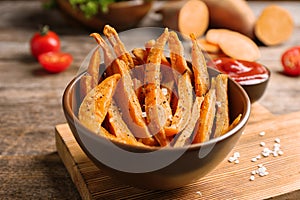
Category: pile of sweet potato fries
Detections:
[{"x1": 78, "y1": 25, "x2": 241, "y2": 147}]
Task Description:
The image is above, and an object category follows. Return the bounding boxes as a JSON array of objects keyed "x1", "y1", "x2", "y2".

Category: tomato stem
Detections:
[{"x1": 40, "y1": 25, "x2": 49, "y2": 36}]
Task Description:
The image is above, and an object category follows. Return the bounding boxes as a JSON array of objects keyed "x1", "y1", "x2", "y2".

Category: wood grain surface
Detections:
[
  {"x1": 55, "y1": 104, "x2": 300, "y2": 199},
  {"x1": 1, "y1": 0, "x2": 300, "y2": 199}
]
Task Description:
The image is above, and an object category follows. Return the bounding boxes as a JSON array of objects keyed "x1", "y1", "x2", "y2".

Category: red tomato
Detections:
[
  {"x1": 30, "y1": 26, "x2": 60, "y2": 59},
  {"x1": 38, "y1": 52, "x2": 73, "y2": 73},
  {"x1": 281, "y1": 46, "x2": 300, "y2": 76}
]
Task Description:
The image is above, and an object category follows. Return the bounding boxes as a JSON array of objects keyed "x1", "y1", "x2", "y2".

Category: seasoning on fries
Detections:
[{"x1": 78, "y1": 25, "x2": 242, "y2": 147}]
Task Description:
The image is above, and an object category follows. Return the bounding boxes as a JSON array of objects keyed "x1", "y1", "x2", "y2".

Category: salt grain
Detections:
[
  {"x1": 275, "y1": 138, "x2": 281, "y2": 143},
  {"x1": 228, "y1": 157, "x2": 236, "y2": 163},
  {"x1": 228, "y1": 152, "x2": 240, "y2": 163},
  {"x1": 259, "y1": 131, "x2": 266, "y2": 136},
  {"x1": 250, "y1": 175, "x2": 255, "y2": 181},
  {"x1": 196, "y1": 191, "x2": 202, "y2": 197},
  {"x1": 161, "y1": 88, "x2": 168, "y2": 96},
  {"x1": 260, "y1": 142, "x2": 266, "y2": 147},
  {"x1": 234, "y1": 152, "x2": 240, "y2": 158}
]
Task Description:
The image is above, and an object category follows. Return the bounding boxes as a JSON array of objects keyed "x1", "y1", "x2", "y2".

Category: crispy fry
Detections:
[
  {"x1": 214, "y1": 74, "x2": 229, "y2": 138},
  {"x1": 145, "y1": 39, "x2": 170, "y2": 67},
  {"x1": 193, "y1": 87, "x2": 216, "y2": 143},
  {"x1": 79, "y1": 46, "x2": 101, "y2": 101},
  {"x1": 144, "y1": 84, "x2": 169, "y2": 146},
  {"x1": 99, "y1": 126, "x2": 145, "y2": 147},
  {"x1": 168, "y1": 31, "x2": 192, "y2": 76},
  {"x1": 90, "y1": 33, "x2": 117, "y2": 75},
  {"x1": 87, "y1": 47, "x2": 101, "y2": 88},
  {"x1": 132, "y1": 48, "x2": 147, "y2": 64},
  {"x1": 113, "y1": 59, "x2": 154, "y2": 144},
  {"x1": 228, "y1": 114, "x2": 242, "y2": 131},
  {"x1": 173, "y1": 96, "x2": 204, "y2": 147},
  {"x1": 190, "y1": 33, "x2": 210, "y2": 97},
  {"x1": 105, "y1": 100, "x2": 145, "y2": 146},
  {"x1": 103, "y1": 25, "x2": 135, "y2": 69},
  {"x1": 78, "y1": 74, "x2": 121, "y2": 134},
  {"x1": 144, "y1": 28, "x2": 172, "y2": 146},
  {"x1": 165, "y1": 72, "x2": 193, "y2": 136},
  {"x1": 79, "y1": 75, "x2": 93, "y2": 101}
]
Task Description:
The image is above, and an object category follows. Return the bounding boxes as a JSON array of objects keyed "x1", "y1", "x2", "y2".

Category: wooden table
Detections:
[{"x1": 0, "y1": 0, "x2": 299, "y2": 199}]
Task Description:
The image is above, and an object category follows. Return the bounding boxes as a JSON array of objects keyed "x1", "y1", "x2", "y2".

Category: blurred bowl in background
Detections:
[{"x1": 55, "y1": 0, "x2": 153, "y2": 31}]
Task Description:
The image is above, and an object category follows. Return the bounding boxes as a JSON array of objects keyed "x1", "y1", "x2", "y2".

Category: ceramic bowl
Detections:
[
  {"x1": 62, "y1": 66, "x2": 251, "y2": 190},
  {"x1": 240, "y1": 66, "x2": 271, "y2": 103},
  {"x1": 55, "y1": 0, "x2": 153, "y2": 31}
]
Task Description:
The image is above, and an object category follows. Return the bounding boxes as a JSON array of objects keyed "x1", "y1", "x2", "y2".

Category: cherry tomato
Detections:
[
  {"x1": 281, "y1": 46, "x2": 300, "y2": 76},
  {"x1": 30, "y1": 25, "x2": 60, "y2": 59},
  {"x1": 38, "y1": 52, "x2": 73, "y2": 73}
]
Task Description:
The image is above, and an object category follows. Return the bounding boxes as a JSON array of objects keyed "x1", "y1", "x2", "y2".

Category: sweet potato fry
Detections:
[
  {"x1": 165, "y1": 72, "x2": 193, "y2": 136},
  {"x1": 99, "y1": 126, "x2": 145, "y2": 147},
  {"x1": 214, "y1": 74, "x2": 229, "y2": 138},
  {"x1": 145, "y1": 39, "x2": 170, "y2": 67},
  {"x1": 86, "y1": 47, "x2": 101, "y2": 88},
  {"x1": 190, "y1": 33, "x2": 210, "y2": 97},
  {"x1": 90, "y1": 33, "x2": 117, "y2": 76},
  {"x1": 228, "y1": 114, "x2": 242, "y2": 131},
  {"x1": 144, "y1": 28, "x2": 172, "y2": 146},
  {"x1": 105, "y1": 100, "x2": 145, "y2": 146},
  {"x1": 78, "y1": 74, "x2": 121, "y2": 134},
  {"x1": 112, "y1": 59, "x2": 155, "y2": 145},
  {"x1": 103, "y1": 25, "x2": 134, "y2": 69},
  {"x1": 193, "y1": 87, "x2": 216, "y2": 143},
  {"x1": 132, "y1": 48, "x2": 148, "y2": 64},
  {"x1": 168, "y1": 31, "x2": 192, "y2": 76},
  {"x1": 173, "y1": 96, "x2": 204, "y2": 147},
  {"x1": 79, "y1": 46, "x2": 101, "y2": 101},
  {"x1": 79, "y1": 75, "x2": 93, "y2": 101},
  {"x1": 144, "y1": 84, "x2": 169, "y2": 146}
]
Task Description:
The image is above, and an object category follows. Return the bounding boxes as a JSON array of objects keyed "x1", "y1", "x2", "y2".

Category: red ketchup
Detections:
[{"x1": 212, "y1": 57, "x2": 269, "y2": 85}]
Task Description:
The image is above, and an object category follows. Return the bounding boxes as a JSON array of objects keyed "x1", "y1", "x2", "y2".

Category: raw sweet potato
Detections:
[
  {"x1": 197, "y1": 38, "x2": 221, "y2": 54},
  {"x1": 206, "y1": 29, "x2": 260, "y2": 61},
  {"x1": 157, "y1": 0, "x2": 209, "y2": 38},
  {"x1": 254, "y1": 5, "x2": 294, "y2": 46},
  {"x1": 202, "y1": 0, "x2": 256, "y2": 39}
]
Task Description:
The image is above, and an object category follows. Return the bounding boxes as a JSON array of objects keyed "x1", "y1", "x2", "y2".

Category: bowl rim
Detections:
[{"x1": 62, "y1": 68, "x2": 251, "y2": 152}]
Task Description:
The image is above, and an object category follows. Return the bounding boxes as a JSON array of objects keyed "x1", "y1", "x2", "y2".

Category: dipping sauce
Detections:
[{"x1": 212, "y1": 57, "x2": 269, "y2": 85}]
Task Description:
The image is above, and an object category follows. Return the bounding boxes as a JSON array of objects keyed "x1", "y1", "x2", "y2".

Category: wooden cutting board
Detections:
[{"x1": 55, "y1": 104, "x2": 300, "y2": 199}]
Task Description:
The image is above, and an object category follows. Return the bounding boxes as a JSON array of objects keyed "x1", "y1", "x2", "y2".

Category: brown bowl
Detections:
[
  {"x1": 55, "y1": 0, "x2": 153, "y2": 31},
  {"x1": 240, "y1": 66, "x2": 271, "y2": 103},
  {"x1": 62, "y1": 66, "x2": 251, "y2": 190}
]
